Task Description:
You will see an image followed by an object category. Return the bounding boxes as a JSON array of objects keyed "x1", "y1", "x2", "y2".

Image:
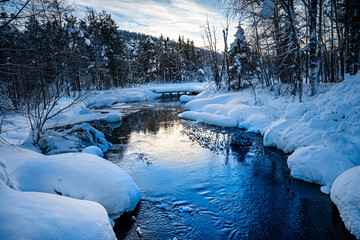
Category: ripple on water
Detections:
[{"x1": 92, "y1": 104, "x2": 356, "y2": 240}]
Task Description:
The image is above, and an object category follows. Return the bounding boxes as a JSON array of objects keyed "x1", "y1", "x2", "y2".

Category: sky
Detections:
[{"x1": 70, "y1": 0, "x2": 237, "y2": 49}]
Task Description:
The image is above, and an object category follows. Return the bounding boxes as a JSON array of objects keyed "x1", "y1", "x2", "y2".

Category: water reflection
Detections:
[{"x1": 92, "y1": 103, "x2": 354, "y2": 240}]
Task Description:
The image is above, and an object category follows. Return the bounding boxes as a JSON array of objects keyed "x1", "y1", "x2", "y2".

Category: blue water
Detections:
[{"x1": 97, "y1": 101, "x2": 354, "y2": 240}]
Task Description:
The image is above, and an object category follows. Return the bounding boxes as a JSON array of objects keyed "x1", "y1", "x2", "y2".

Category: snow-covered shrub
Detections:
[
  {"x1": 37, "y1": 123, "x2": 112, "y2": 155},
  {"x1": 37, "y1": 130, "x2": 83, "y2": 155},
  {"x1": 64, "y1": 123, "x2": 112, "y2": 152}
]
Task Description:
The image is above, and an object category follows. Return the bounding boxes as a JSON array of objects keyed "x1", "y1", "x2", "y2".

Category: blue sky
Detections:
[{"x1": 71, "y1": 0, "x2": 236, "y2": 48}]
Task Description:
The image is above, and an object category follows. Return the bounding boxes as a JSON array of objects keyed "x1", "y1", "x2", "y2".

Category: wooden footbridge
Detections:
[
  {"x1": 150, "y1": 84, "x2": 206, "y2": 97},
  {"x1": 152, "y1": 89, "x2": 199, "y2": 97}
]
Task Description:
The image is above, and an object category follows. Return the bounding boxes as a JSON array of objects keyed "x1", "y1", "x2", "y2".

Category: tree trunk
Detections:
[{"x1": 309, "y1": 0, "x2": 318, "y2": 96}]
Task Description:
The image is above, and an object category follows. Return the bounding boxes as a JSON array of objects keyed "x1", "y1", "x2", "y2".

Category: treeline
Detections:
[
  {"x1": 0, "y1": 0, "x2": 208, "y2": 110},
  {"x1": 213, "y1": 0, "x2": 359, "y2": 99}
]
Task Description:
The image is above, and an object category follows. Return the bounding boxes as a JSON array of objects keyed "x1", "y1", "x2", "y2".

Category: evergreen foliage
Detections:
[{"x1": 0, "y1": 1, "x2": 208, "y2": 110}]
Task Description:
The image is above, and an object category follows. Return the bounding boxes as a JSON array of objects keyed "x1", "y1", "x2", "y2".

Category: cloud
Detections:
[{"x1": 70, "y1": 0, "x2": 235, "y2": 48}]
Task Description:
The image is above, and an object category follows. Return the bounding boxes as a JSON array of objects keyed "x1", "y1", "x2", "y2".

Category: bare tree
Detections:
[
  {"x1": 203, "y1": 17, "x2": 222, "y2": 89},
  {"x1": 0, "y1": 0, "x2": 31, "y2": 29},
  {"x1": 23, "y1": 74, "x2": 86, "y2": 145},
  {"x1": 222, "y1": 14, "x2": 232, "y2": 90}
]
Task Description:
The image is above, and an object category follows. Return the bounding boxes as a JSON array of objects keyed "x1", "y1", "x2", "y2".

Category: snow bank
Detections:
[
  {"x1": 180, "y1": 111, "x2": 237, "y2": 128},
  {"x1": 180, "y1": 73, "x2": 360, "y2": 193},
  {"x1": 180, "y1": 95, "x2": 197, "y2": 103},
  {"x1": 92, "y1": 97, "x2": 118, "y2": 108},
  {"x1": 146, "y1": 82, "x2": 207, "y2": 94},
  {"x1": 180, "y1": 89, "x2": 213, "y2": 103},
  {"x1": 331, "y1": 166, "x2": 360, "y2": 238},
  {"x1": 1, "y1": 146, "x2": 141, "y2": 220},
  {"x1": 0, "y1": 160, "x2": 116, "y2": 240},
  {"x1": 86, "y1": 88, "x2": 159, "y2": 108},
  {"x1": 288, "y1": 146, "x2": 355, "y2": 194}
]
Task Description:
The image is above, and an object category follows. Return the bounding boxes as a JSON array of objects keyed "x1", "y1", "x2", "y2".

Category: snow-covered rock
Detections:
[
  {"x1": 0, "y1": 160, "x2": 116, "y2": 240},
  {"x1": 331, "y1": 166, "x2": 360, "y2": 238},
  {"x1": 106, "y1": 113, "x2": 122, "y2": 123},
  {"x1": 82, "y1": 146, "x2": 104, "y2": 157},
  {"x1": 1, "y1": 146, "x2": 141, "y2": 220}
]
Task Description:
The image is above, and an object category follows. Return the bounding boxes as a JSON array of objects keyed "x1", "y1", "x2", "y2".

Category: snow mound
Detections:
[
  {"x1": 287, "y1": 146, "x2": 355, "y2": 194},
  {"x1": 179, "y1": 111, "x2": 237, "y2": 128},
  {"x1": 0, "y1": 160, "x2": 116, "y2": 239},
  {"x1": 106, "y1": 113, "x2": 122, "y2": 123},
  {"x1": 180, "y1": 95, "x2": 197, "y2": 103},
  {"x1": 148, "y1": 82, "x2": 206, "y2": 94},
  {"x1": 91, "y1": 97, "x2": 118, "y2": 108},
  {"x1": 86, "y1": 89, "x2": 159, "y2": 108},
  {"x1": 82, "y1": 146, "x2": 104, "y2": 157},
  {"x1": 79, "y1": 108, "x2": 93, "y2": 115},
  {"x1": 331, "y1": 166, "x2": 360, "y2": 238},
  {"x1": 2, "y1": 146, "x2": 141, "y2": 220}
]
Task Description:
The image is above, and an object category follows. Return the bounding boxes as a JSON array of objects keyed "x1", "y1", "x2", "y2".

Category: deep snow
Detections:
[
  {"x1": 0, "y1": 159, "x2": 116, "y2": 240},
  {"x1": 331, "y1": 166, "x2": 360, "y2": 239},
  {"x1": 1, "y1": 78, "x2": 358, "y2": 238},
  {"x1": 1, "y1": 145, "x2": 141, "y2": 220}
]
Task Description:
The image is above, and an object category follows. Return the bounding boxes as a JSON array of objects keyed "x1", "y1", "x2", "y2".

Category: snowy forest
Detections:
[
  {"x1": 213, "y1": 0, "x2": 359, "y2": 99},
  {"x1": 1, "y1": 0, "x2": 360, "y2": 239},
  {"x1": 1, "y1": 0, "x2": 359, "y2": 109},
  {"x1": 0, "y1": 0, "x2": 210, "y2": 113}
]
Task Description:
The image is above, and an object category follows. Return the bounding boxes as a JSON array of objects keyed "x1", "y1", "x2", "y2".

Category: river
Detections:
[{"x1": 94, "y1": 99, "x2": 354, "y2": 240}]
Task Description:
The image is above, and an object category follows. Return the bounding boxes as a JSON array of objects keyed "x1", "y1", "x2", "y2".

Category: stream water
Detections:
[{"x1": 95, "y1": 99, "x2": 354, "y2": 240}]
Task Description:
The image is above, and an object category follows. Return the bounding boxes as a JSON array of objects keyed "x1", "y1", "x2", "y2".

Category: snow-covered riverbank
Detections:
[
  {"x1": 179, "y1": 74, "x2": 360, "y2": 238},
  {"x1": 1, "y1": 78, "x2": 359, "y2": 238},
  {"x1": 0, "y1": 82, "x2": 207, "y2": 238}
]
